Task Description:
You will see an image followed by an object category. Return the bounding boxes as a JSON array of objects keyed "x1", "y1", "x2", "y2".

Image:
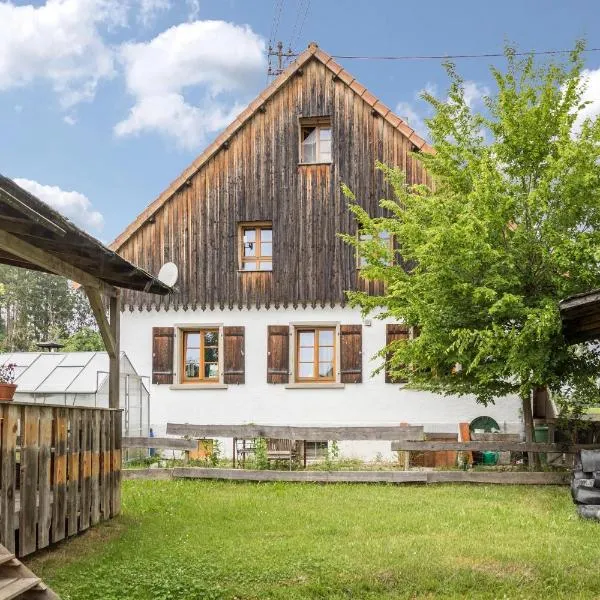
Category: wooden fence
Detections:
[{"x1": 0, "y1": 403, "x2": 121, "y2": 557}]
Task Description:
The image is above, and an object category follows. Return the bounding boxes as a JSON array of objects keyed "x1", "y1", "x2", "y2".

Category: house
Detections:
[{"x1": 111, "y1": 43, "x2": 522, "y2": 460}]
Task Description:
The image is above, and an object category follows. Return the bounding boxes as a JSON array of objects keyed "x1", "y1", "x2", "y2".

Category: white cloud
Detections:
[
  {"x1": 463, "y1": 81, "x2": 489, "y2": 108},
  {"x1": 14, "y1": 178, "x2": 104, "y2": 233},
  {"x1": 186, "y1": 0, "x2": 200, "y2": 21},
  {"x1": 395, "y1": 101, "x2": 426, "y2": 134},
  {"x1": 574, "y1": 68, "x2": 600, "y2": 133},
  {"x1": 0, "y1": 0, "x2": 128, "y2": 109},
  {"x1": 137, "y1": 0, "x2": 171, "y2": 27},
  {"x1": 395, "y1": 80, "x2": 489, "y2": 141},
  {"x1": 114, "y1": 20, "x2": 265, "y2": 148},
  {"x1": 63, "y1": 115, "x2": 77, "y2": 125}
]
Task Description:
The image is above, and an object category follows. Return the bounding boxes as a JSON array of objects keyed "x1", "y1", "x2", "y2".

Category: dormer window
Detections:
[{"x1": 300, "y1": 117, "x2": 331, "y2": 163}]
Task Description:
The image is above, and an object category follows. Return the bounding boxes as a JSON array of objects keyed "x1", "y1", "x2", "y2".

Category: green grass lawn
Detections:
[{"x1": 26, "y1": 480, "x2": 600, "y2": 600}]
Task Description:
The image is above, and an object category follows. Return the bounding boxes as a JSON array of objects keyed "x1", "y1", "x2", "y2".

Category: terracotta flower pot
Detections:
[{"x1": 0, "y1": 384, "x2": 16, "y2": 402}]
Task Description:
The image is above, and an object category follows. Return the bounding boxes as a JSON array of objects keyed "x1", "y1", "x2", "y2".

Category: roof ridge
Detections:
[{"x1": 110, "y1": 43, "x2": 432, "y2": 251}]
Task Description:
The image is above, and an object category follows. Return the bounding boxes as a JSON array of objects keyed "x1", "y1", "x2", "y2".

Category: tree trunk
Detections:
[{"x1": 522, "y1": 390, "x2": 540, "y2": 470}]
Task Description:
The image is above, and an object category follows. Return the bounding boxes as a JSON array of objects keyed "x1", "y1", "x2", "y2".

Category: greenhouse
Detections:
[{"x1": 0, "y1": 351, "x2": 149, "y2": 439}]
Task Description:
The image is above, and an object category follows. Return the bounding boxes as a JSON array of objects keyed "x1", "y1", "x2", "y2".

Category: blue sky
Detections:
[{"x1": 1, "y1": 0, "x2": 600, "y2": 244}]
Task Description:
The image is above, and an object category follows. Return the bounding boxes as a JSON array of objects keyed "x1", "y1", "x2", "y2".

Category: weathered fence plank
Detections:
[
  {"x1": 0, "y1": 405, "x2": 18, "y2": 553},
  {"x1": 122, "y1": 437, "x2": 197, "y2": 450},
  {"x1": 19, "y1": 405, "x2": 40, "y2": 555},
  {"x1": 51, "y1": 407, "x2": 67, "y2": 544},
  {"x1": 37, "y1": 407, "x2": 53, "y2": 549},
  {"x1": 155, "y1": 467, "x2": 569, "y2": 485},
  {"x1": 90, "y1": 410, "x2": 101, "y2": 526},
  {"x1": 391, "y1": 441, "x2": 599, "y2": 453},
  {"x1": 166, "y1": 423, "x2": 425, "y2": 441},
  {"x1": 100, "y1": 411, "x2": 110, "y2": 520},
  {"x1": 111, "y1": 411, "x2": 122, "y2": 517},
  {"x1": 67, "y1": 409, "x2": 80, "y2": 537},
  {"x1": 175, "y1": 468, "x2": 429, "y2": 483},
  {"x1": 79, "y1": 410, "x2": 91, "y2": 531}
]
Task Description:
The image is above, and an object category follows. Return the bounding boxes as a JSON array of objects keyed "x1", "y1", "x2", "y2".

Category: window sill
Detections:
[
  {"x1": 170, "y1": 384, "x2": 229, "y2": 390},
  {"x1": 237, "y1": 269, "x2": 273, "y2": 273},
  {"x1": 284, "y1": 383, "x2": 345, "y2": 389},
  {"x1": 298, "y1": 161, "x2": 333, "y2": 167}
]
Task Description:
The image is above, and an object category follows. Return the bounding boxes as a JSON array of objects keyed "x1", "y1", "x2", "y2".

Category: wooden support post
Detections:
[
  {"x1": 109, "y1": 292, "x2": 121, "y2": 409},
  {"x1": 85, "y1": 288, "x2": 116, "y2": 358}
]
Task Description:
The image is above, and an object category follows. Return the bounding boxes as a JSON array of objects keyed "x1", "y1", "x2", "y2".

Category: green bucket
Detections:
[{"x1": 481, "y1": 451, "x2": 499, "y2": 466}]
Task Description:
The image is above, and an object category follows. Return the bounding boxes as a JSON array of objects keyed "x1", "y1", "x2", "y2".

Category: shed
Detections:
[{"x1": 559, "y1": 289, "x2": 600, "y2": 343}]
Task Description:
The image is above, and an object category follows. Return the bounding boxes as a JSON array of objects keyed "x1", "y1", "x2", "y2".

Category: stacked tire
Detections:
[{"x1": 572, "y1": 450, "x2": 600, "y2": 520}]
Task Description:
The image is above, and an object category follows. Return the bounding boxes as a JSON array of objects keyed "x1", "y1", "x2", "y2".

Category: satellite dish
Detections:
[{"x1": 157, "y1": 262, "x2": 178, "y2": 288}]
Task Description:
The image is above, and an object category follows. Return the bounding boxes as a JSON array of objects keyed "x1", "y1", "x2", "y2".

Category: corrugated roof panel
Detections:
[
  {"x1": 15, "y1": 354, "x2": 65, "y2": 392},
  {"x1": 0, "y1": 353, "x2": 39, "y2": 366},
  {"x1": 67, "y1": 353, "x2": 110, "y2": 393},
  {"x1": 37, "y1": 366, "x2": 83, "y2": 393},
  {"x1": 59, "y1": 352, "x2": 96, "y2": 367}
]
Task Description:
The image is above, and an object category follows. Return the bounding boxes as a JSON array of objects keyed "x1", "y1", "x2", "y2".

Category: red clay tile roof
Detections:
[{"x1": 111, "y1": 43, "x2": 433, "y2": 251}]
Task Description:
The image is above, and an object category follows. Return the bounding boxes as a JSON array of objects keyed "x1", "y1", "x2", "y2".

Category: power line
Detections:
[
  {"x1": 291, "y1": 0, "x2": 311, "y2": 50},
  {"x1": 289, "y1": 0, "x2": 306, "y2": 49},
  {"x1": 268, "y1": 0, "x2": 285, "y2": 46},
  {"x1": 283, "y1": 47, "x2": 600, "y2": 61}
]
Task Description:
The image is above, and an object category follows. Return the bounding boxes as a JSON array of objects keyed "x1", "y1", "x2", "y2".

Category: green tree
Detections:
[
  {"x1": 0, "y1": 266, "x2": 97, "y2": 351},
  {"x1": 343, "y1": 43, "x2": 600, "y2": 461},
  {"x1": 61, "y1": 328, "x2": 104, "y2": 352}
]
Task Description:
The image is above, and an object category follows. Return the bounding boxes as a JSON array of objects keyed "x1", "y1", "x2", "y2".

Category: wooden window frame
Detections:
[
  {"x1": 180, "y1": 328, "x2": 221, "y2": 384},
  {"x1": 294, "y1": 326, "x2": 337, "y2": 383},
  {"x1": 238, "y1": 221, "x2": 273, "y2": 272},
  {"x1": 356, "y1": 230, "x2": 394, "y2": 269},
  {"x1": 299, "y1": 117, "x2": 332, "y2": 164}
]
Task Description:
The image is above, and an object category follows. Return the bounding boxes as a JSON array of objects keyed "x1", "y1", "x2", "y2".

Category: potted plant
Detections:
[{"x1": 0, "y1": 363, "x2": 17, "y2": 401}]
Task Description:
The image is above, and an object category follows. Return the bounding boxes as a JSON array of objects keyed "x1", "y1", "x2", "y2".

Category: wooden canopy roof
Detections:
[
  {"x1": 560, "y1": 290, "x2": 600, "y2": 343},
  {"x1": 0, "y1": 174, "x2": 171, "y2": 296}
]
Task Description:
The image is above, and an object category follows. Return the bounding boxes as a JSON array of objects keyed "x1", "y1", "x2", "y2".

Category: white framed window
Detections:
[
  {"x1": 289, "y1": 323, "x2": 342, "y2": 385},
  {"x1": 175, "y1": 325, "x2": 224, "y2": 385},
  {"x1": 239, "y1": 222, "x2": 273, "y2": 271},
  {"x1": 300, "y1": 117, "x2": 332, "y2": 163}
]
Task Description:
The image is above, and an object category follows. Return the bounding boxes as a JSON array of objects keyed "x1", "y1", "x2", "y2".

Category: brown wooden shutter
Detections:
[
  {"x1": 152, "y1": 327, "x2": 175, "y2": 384},
  {"x1": 223, "y1": 326, "x2": 245, "y2": 384},
  {"x1": 340, "y1": 325, "x2": 362, "y2": 383},
  {"x1": 267, "y1": 325, "x2": 290, "y2": 383},
  {"x1": 385, "y1": 324, "x2": 409, "y2": 383}
]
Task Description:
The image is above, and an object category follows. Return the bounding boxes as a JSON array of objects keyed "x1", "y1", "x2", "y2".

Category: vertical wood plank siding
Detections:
[
  {"x1": 116, "y1": 58, "x2": 431, "y2": 310},
  {"x1": 0, "y1": 403, "x2": 121, "y2": 557}
]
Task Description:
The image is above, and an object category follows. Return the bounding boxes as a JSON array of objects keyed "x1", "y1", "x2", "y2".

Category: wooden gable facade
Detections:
[{"x1": 112, "y1": 43, "x2": 433, "y2": 311}]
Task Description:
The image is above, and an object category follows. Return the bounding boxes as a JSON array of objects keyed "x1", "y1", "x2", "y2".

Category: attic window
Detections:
[
  {"x1": 239, "y1": 222, "x2": 273, "y2": 271},
  {"x1": 300, "y1": 117, "x2": 331, "y2": 164}
]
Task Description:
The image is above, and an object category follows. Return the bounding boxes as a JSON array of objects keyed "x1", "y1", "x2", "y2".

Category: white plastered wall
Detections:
[{"x1": 120, "y1": 305, "x2": 523, "y2": 461}]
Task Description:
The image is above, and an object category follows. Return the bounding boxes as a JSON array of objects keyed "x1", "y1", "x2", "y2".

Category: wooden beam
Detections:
[
  {"x1": 109, "y1": 292, "x2": 120, "y2": 410},
  {"x1": 390, "y1": 440, "x2": 600, "y2": 453},
  {"x1": 166, "y1": 423, "x2": 425, "y2": 442},
  {"x1": 122, "y1": 437, "x2": 197, "y2": 450},
  {"x1": 0, "y1": 185, "x2": 66, "y2": 236},
  {"x1": 0, "y1": 229, "x2": 116, "y2": 296},
  {"x1": 167, "y1": 468, "x2": 569, "y2": 485},
  {"x1": 84, "y1": 288, "x2": 116, "y2": 358}
]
